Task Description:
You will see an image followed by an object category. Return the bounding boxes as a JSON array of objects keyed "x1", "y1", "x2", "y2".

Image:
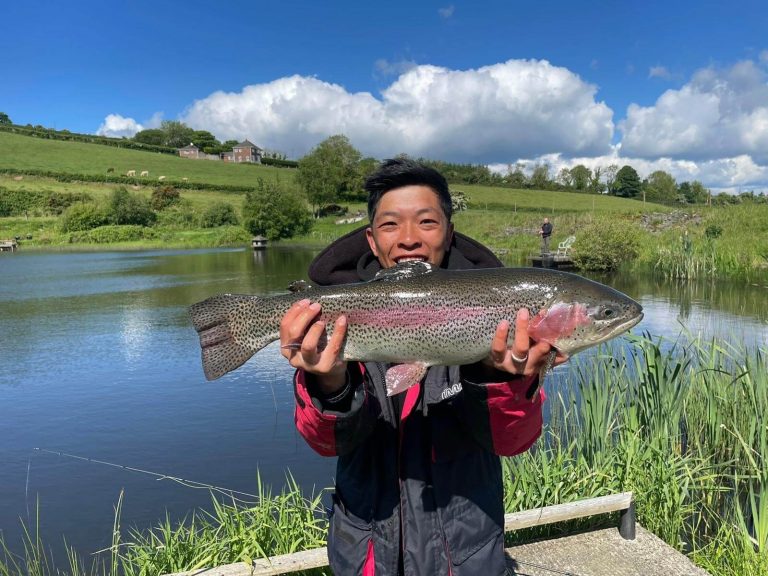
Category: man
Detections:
[
  {"x1": 280, "y1": 159, "x2": 566, "y2": 575},
  {"x1": 539, "y1": 217, "x2": 553, "y2": 255}
]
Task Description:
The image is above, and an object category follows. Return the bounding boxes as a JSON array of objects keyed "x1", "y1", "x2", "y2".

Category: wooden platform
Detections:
[
  {"x1": 530, "y1": 253, "x2": 574, "y2": 269},
  {"x1": 162, "y1": 492, "x2": 708, "y2": 576},
  {"x1": 0, "y1": 239, "x2": 18, "y2": 252}
]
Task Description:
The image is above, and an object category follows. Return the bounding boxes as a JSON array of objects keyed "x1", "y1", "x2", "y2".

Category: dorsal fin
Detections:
[
  {"x1": 287, "y1": 280, "x2": 313, "y2": 293},
  {"x1": 373, "y1": 261, "x2": 434, "y2": 282}
]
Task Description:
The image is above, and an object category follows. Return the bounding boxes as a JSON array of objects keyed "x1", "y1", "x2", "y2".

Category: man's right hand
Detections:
[{"x1": 279, "y1": 299, "x2": 348, "y2": 394}]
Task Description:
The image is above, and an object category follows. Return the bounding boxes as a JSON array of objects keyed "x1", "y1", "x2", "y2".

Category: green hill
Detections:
[{"x1": 0, "y1": 130, "x2": 292, "y2": 188}]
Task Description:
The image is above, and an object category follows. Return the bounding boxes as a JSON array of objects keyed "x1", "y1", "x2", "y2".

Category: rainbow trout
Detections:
[{"x1": 189, "y1": 262, "x2": 643, "y2": 395}]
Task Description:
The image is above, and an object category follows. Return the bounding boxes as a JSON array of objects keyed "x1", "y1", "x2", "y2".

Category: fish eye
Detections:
[{"x1": 601, "y1": 307, "x2": 616, "y2": 319}]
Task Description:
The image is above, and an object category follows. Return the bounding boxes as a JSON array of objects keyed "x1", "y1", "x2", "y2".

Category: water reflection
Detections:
[{"x1": 0, "y1": 247, "x2": 765, "y2": 561}]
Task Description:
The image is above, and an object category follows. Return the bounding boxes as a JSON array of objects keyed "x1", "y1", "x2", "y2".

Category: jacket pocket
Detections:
[{"x1": 327, "y1": 492, "x2": 373, "y2": 573}]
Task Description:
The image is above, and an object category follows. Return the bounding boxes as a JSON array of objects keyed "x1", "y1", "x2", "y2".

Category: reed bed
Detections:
[{"x1": 1, "y1": 336, "x2": 766, "y2": 575}]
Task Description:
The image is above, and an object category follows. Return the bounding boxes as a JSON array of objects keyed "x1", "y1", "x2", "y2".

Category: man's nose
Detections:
[{"x1": 397, "y1": 222, "x2": 420, "y2": 247}]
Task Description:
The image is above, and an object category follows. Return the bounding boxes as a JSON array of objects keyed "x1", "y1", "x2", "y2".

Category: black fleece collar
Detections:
[{"x1": 308, "y1": 225, "x2": 503, "y2": 286}]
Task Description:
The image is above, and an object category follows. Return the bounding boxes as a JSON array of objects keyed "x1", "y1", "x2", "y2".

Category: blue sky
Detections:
[{"x1": 2, "y1": 0, "x2": 768, "y2": 191}]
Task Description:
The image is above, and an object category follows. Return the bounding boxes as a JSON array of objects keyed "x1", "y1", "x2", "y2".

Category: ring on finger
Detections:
[{"x1": 511, "y1": 351, "x2": 528, "y2": 364}]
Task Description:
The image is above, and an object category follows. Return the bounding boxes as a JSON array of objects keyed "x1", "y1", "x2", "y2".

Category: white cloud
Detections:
[
  {"x1": 620, "y1": 60, "x2": 768, "y2": 163},
  {"x1": 374, "y1": 58, "x2": 417, "y2": 78},
  {"x1": 759, "y1": 50, "x2": 768, "y2": 64},
  {"x1": 96, "y1": 114, "x2": 143, "y2": 137},
  {"x1": 648, "y1": 65, "x2": 672, "y2": 80},
  {"x1": 438, "y1": 5, "x2": 455, "y2": 18},
  {"x1": 181, "y1": 59, "x2": 614, "y2": 163},
  {"x1": 490, "y1": 149, "x2": 768, "y2": 194}
]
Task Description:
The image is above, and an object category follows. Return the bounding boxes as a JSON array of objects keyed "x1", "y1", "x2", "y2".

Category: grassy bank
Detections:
[{"x1": 2, "y1": 336, "x2": 765, "y2": 575}]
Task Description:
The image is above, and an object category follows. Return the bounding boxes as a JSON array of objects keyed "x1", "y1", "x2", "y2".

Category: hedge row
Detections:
[
  {"x1": 0, "y1": 186, "x2": 93, "y2": 217},
  {"x1": 0, "y1": 168, "x2": 256, "y2": 194},
  {"x1": 0, "y1": 124, "x2": 178, "y2": 155}
]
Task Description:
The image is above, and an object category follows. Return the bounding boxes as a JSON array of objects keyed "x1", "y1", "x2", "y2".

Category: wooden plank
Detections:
[
  {"x1": 165, "y1": 492, "x2": 633, "y2": 576},
  {"x1": 504, "y1": 492, "x2": 633, "y2": 532}
]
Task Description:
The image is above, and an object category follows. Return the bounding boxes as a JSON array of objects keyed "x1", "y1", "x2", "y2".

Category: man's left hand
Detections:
[{"x1": 485, "y1": 309, "x2": 569, "y2": 376}]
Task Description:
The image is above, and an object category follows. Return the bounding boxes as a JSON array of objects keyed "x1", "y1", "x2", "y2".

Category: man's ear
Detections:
[{"x1": 365, "y1": 227, "x2": 379, "y2": 257}]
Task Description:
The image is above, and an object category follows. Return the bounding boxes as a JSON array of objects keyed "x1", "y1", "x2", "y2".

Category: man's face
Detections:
[{"x1": 366, "y1": 185, "x2": 454, "y2": 269}]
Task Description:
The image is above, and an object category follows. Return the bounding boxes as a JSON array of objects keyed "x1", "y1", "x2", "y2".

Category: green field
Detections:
[{"x1": 0, "y1": 131, "x2": 292, "y2": 188}]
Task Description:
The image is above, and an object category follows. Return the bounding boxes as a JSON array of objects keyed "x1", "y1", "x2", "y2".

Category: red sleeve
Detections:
[
  {"x1": 484, "y1": 375, "x2": 545, "y2": 456},
  {"x1": 294, "y1": 369, "x2": 339, "y2": 456},
  {"x1": 455, "y1": 372, "x2": 545, "y2": 457},
  {"x1": 293, "y1": 365, "x2": 377, "y2": 457}
]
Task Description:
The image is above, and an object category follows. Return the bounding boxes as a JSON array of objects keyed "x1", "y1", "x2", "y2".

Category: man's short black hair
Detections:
[{"x1": 364, "y1": 158, "x2": 452, "y2": 221}]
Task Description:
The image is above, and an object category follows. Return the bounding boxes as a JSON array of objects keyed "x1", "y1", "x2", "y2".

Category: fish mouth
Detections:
[{"x1": 601, "y1": 311, "x2": 644, "y2": 341}]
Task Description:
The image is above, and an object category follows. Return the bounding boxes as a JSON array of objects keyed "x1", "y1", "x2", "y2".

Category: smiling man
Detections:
[{"x1": 279, "y1": 158, "x2": 565, "y2": 575}]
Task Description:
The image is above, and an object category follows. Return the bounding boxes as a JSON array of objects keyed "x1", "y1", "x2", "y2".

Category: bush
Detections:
[
  {"x1": 155, "y1": 201, "x2": 198, "y2": 228},
  {"x1": 107, "y1": 187, "x2": 156, "y2": 226},
  {"x1": 0, "y1": 186, "x2": 92, "y2": 217},
  {"x1": 201, "y1": 202, "x2": 239, "y2": 228},
  {"x1": 212, "y1": 225, "x2": 252, "y2": 246},
  {"x1": 68, "y1": 225, "x2": 157, "y2": 244},
  {"x1": 150, "y1": 186, "x2": 181, "y2": 211},
  {"x1": 243, "y1": 179, "x2": 313, "y2": 240},
  {"x1": 59, "y1": 203, "x2": 109, "y2": 232},
  {"x1": 571, "y1": 219, "x2": 641, "y2": 271}
]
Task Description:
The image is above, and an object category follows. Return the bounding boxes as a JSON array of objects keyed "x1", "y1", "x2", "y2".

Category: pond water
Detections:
[{"x1": 0, "y1": 247, "x2": 766, "y2": 558}]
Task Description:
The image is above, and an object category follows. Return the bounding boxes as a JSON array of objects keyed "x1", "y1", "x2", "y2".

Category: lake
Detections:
[{"x1": 1, "y1": 247, "x2": 766, "y2": 558}]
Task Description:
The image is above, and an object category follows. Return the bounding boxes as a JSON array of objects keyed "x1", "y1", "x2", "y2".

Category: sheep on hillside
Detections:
[{"x1": 126, "y1": 170, "x2": 136, "y2": 177}]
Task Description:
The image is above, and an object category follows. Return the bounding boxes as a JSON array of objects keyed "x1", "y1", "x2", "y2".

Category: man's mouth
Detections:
[{"x1": 395, "y1": 256, "x2": 427, "y2": 263}]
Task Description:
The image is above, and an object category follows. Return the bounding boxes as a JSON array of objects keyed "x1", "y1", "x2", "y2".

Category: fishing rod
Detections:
[{"x1": 31, "y1": 447, "x2": 267, "y2": 505}]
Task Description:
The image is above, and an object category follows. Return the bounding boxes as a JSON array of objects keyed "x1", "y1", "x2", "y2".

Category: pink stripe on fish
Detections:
[{"x1": 337, "y1": 306, "x2": 491, "y2": 328}]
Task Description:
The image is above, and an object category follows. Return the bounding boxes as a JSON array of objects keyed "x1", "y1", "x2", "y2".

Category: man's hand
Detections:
[
  {"x1": 279, "y1": 299, "x2": 348, "y2": 394},
  {"x1": 485, "y1": 308, "x2": 569, "y2": 376}
]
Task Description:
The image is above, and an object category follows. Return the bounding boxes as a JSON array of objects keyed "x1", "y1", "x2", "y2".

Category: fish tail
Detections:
[{"x1": 189, "y1": 294, "x2": 281, "y2": 380}]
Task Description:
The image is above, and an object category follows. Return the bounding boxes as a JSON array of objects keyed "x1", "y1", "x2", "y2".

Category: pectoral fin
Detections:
[{"x1": 385, "y1": 363, "x2": 428, "y2": 396}]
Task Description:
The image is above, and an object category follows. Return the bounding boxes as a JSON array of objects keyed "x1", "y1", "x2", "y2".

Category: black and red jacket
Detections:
[{"x1": 293, "y1": 227, "x2": 545, "y2": 575}]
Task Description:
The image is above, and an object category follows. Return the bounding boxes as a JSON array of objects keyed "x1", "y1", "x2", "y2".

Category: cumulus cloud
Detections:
[
  {"x1": 97, "y1": 114, "x2": 144, "y2": 137},
  {"x1": 96, "y1": 112, "x2": 163, "y2": 137},
  {"x1": 490, "y1": 149, "x2": 768, "y2": 193},
  {"x1": 181, "y1": 60, "x2": 614, "y2": 163},
  {"x1": 620, "y1": 60, "x2": 768, "y2": 163},
  {"x1": 374, "y1": 58, "x2": 418, "y2": 78},
  {"x1": 438, "y1": 5, "x2": 455, "y2": 18},
  {"x1": 648, "y1": 65, "x2": 672, "y2": 80}
]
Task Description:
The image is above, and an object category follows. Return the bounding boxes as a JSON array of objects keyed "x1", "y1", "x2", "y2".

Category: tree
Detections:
[
  {"x1": 529, "y1": 163, "x2": 551, "y2": 190},
  {"x1": 590, "y1": 166, "x2": 605, "y2": 194},
  {"x1": 556, "y1": 168, "x2": 573, "y2": 188},
  {"x1": 296, "y1": 135, "x2": 362, "y2": 213},
  {"x1": 107, "y1": 187, "x2": 156, "y2": 226},
  {"x1": 688, "y1": 181, "x2": 709, "y2": 204},
  {"x1": 644, "y1": 170, "x2": 677, "y2": 204},
  {"x1": 161, "y1": 120, "x2": 195, "y2": 148},
  {"x1": 133, "y1": 128, "x2": 166, "y2": 146},
  {"x1": 603, "y1": 164, "x2": 619, "y2": 193},
  {"x1": 569, "y1": 165, "x2": 592, "y2": 191},
  {"x1": 0, "y1": 112, "x2": 11, "y2": 125},
  {"x1": 192, "y1": 130, "x2": 220, "y2": 154},
  {"x1": 242, "y1": 179, "x2": 313, "y2": 240},
  {"x1": 611, "y1": 165, "x2": 642, "y2": 198},
  {"x1": 505, "y1": 163, "x2": 527, "y2": 188}
]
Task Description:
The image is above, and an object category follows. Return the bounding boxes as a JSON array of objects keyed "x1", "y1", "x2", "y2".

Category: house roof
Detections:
[
  {"x1": 234, "y1": 139, "x2": 262, "y2": 151},
  {"x1": 179, "y1": 143, "x2": 199, "y2": 150}
]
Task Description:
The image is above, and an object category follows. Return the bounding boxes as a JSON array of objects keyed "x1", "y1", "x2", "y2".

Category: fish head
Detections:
[{"x1": 528, "y1": 276, "x2": 643, "y2": 356}]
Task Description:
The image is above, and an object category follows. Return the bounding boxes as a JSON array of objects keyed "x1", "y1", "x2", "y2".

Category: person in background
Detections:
[
  {"x1": 279, "y1": 158, "x2": 567, "y2": 575},
  {"x1": 539, "y1": 217, "x2": 553, "y2": 255}
]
